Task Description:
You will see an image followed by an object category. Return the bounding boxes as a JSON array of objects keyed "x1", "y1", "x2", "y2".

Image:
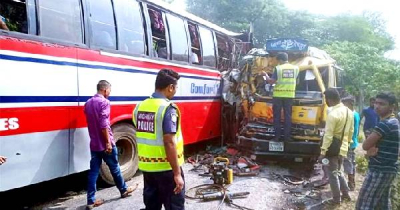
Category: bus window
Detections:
[
  {"x1": 188, "y1": 22, "x2": 201, "y2": 64},
  {"x1": 0, "y1": 0, "x2": 28, "y2": 33},
  {"x1": 166, "y1": 14, "x2": 189, "y2": 62},
  {"x1": 216, "y1": 33, "x2": 232, "y2": 71},
  {"x1": 199, "y1": 26, "x2": 216, "y2": 68},
  {"x1": 148, "y1": 7, "x2": 167, "y2": 59},
  {"x1": 38, "y1": 0, "x2": 83, "y2": 43},
  {"x1": 114, "y1": 0, "x2": 145, "y2": 55},
  {"x1": 87, "y1": 0, "x2": 116, "y2": 49}
]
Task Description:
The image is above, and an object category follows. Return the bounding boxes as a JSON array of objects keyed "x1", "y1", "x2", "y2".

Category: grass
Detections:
[{"x1": 355, "y1": 155, "x2": 368, "y2": 175}]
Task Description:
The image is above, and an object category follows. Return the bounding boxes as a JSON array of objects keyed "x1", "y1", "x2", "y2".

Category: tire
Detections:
[{"x1": 100, "y1": 123, "x2": 138, "y2": 185}]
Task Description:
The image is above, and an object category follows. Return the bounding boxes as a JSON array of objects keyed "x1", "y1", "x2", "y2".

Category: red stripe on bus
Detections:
[
  {"x1": 0, "y1": 38, "x2": 221, "y2": 78},
  {"x1": 0, "y1": 102, "x2": 221, "y2": 145}
]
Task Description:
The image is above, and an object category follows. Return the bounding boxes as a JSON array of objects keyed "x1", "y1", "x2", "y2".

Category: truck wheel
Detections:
[{"x1": 100, "y1": 123, "x2": 138, "y2": 185}]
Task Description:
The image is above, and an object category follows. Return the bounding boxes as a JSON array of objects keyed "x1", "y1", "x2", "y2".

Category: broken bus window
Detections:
[{"x1": 0, "y1": 0, "x2": 29, "y2": 33}]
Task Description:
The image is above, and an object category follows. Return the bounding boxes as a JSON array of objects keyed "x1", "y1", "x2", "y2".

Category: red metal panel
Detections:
[{"x1": 0, "y1": 102, "x2": 221, "y2": 144}]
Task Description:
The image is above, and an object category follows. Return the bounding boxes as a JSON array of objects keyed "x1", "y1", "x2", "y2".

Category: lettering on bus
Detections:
[
  {"x1": 137, "y1": 112, "x2": 155, "y2": 133},
  {"x1": 0, "y1": 118, "x2": 19, "y2": 131},
  {"x1": 190, "y1": 83, "x2": 220, "y2": 94}
]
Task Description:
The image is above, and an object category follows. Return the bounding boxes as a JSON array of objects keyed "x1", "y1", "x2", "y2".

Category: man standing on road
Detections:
[
  {"x1": 356, "y1": 92, "x2": 399, "y2": 210},
  {"x1": 267, "y1": 52, "x2": 299, "y2": 141},
  {"x1": 361, "y1": 97, "x2": 379, "y2": 137},
  {"x1": 84, "y1": 80, "x2": 135, "y2": 209},
  {"x1": 342, "y1": 96, "x2": 360, "y2": 191},
  {"x1": 319, "y1": 88, "x2": 353, "y2": 207},
  {"x1": 133, "y1": 69, "x2": 185, "y2": 210}
]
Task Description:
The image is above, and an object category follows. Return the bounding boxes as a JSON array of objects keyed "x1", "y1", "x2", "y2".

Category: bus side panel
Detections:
[
  {"x1": 68, "y1": 107, "x2": 90, "y2": 175},
  {"x1": 178, "y1": 101, "x2": 221, "y2": 144},
  {"x1": 77, "y1": 48, "x2": 221, "y2": 144},
  {"x1": 0, "y1": 37, "x2": 79, "y2": 191},
  {"x1": 0, "y1": 130, "x2": 70, "y2": 191}
]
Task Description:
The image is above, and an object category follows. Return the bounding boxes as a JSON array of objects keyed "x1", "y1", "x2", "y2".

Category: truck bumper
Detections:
[{"x1": 238, "y1": 136, "x2": 321, "y2": 158}]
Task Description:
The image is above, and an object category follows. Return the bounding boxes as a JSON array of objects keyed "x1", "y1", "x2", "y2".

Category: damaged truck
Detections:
[{"x1": 222, "y1": 38, "x2": 344, "y2": 162}]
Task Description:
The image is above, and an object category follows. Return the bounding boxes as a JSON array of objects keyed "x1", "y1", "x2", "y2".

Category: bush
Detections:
[{"x1": 356, "y1": 155, "x2": 368, "y2": 175}]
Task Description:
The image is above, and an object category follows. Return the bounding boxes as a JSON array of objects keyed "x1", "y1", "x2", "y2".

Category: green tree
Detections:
[
  {"x1": 185, "y1": 0, "x2": 394, "y2": 50},
  {"x1": 324, "y1": 42, "x2": 400, "y2": 101},
  {"x1": 185, "y1": 0, "x2": 290, "y2": 45},
  {"x1": 185, "y1": 0, "x2": 398, "y2": 101},
  {"x1": 311, "y1": 14, "x2": 395, "y2": 51}
]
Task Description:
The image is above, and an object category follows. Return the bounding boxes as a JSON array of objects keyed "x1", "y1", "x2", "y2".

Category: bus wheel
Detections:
[{"x1": 100, "y1": 123, "x2": 138, "y2": 185}]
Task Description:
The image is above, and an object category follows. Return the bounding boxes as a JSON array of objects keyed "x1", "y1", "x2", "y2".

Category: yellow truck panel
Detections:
[{"x1": 249, "y1": 102, "x2": 322, "y2": 126}]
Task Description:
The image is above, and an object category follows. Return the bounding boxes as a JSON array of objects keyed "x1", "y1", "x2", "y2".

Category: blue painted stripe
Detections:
[
  {"x1": 0, "y1": 54, "x2": 220, "y2": 81},
  {"x1": 0, "y1": 96, "x2": 221, "y2": 103}
]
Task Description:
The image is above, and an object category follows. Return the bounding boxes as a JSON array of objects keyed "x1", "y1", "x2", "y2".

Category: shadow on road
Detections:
[{"x1": 0, "y1": 171, "x2": 88, "y2": 209}]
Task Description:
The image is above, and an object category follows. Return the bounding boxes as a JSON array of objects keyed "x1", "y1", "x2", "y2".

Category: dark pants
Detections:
[
  {"x1": 272, "y1": 97, "x2": 293, "y2": 141},
  {"x1": 328, "y1": 156, "x2": 350, "y2": 203},
  {"x1": 143, "y1": 169, "x2": 185, "y2": 210},
  {"x1": 87, "y1": 146, "x2": 127, "y2": 205}
]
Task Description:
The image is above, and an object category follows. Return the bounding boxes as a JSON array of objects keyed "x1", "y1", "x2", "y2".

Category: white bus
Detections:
[{"x1": 0, "y1": 0, "x2": 246, "y2": 191}]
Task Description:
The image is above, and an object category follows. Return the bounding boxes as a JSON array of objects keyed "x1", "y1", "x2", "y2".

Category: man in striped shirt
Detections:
[{"x1": 356, "y1": 92, "x2": 400, "y2": 210}]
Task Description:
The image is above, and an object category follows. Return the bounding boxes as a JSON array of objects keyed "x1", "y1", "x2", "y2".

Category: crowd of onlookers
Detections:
[{"x1": 320, "y1": 90, "x2": 400, "y2": 209}]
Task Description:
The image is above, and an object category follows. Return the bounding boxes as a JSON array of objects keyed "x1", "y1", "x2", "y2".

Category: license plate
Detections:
[{"x1": 269, "y1": 141, "x2": 284, "y2": 152}]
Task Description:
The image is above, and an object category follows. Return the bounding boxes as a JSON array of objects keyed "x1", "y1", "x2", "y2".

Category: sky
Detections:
[{"x1": 170, "y1": 0, "x2": 400, "y2": 60}]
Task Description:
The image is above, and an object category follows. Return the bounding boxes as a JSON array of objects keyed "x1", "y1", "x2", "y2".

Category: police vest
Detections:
[
  {"x1": 133, "y1": 98, "x2": 184, "y2": 172},
  {"x1": 273, "y1": 63, "x2": 299, "y2": 98}
]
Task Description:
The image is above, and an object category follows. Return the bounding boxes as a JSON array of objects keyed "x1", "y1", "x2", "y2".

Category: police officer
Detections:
[
  {"x1": 133, "y1": 69, "x2": 185, "y2": 210},
  {"x1": 267, "y1": 52, "x2": 299, "y2": 141}
]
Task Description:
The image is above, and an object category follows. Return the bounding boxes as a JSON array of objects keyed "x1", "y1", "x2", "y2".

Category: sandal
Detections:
[
  {"x1": 121, "y1": 184, "x2": 138, "y2": 198},
  {"x1": 86, "y1": 199, "x2": 104, "y2": 209}
]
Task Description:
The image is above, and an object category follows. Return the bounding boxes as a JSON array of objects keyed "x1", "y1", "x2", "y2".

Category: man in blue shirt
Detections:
[
  {"x1": 356, "y1": 92, "x2": 399, "y2": 210},
  {"x1": 361, "y1": 97, "x2": 379, "y2": 137},
  {"x1": 342, "y1": 96, "x2": 360, "y2": 191}
]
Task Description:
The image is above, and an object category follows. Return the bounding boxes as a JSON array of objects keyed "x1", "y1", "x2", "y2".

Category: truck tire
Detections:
[{"x1": 100, "y1": 123, "x2": 138, "y2": 185}]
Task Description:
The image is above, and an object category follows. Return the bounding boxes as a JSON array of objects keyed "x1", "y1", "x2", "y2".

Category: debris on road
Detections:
[
  {"x1": 185, "y1": 184, "x2": 253, "y2": 210},
  {"x1": 187, "y1": 146, "x2": 261, "y2": 178}
]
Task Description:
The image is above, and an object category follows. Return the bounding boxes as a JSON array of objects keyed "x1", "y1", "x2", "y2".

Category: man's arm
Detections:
[
  {"x1": 0, "y1": 19, "x2": 9, "y2": 31},
  {"x1": 163, "y1": 107, "x2": 180, "y2": 176},
  {"x1": 363, "y1": 132, "x2": 380, "y2": 151},
  {"x1": 321, "y1": 114, "x2": 336, "y2": 155},
  {"x1": 353, "y1": 113, "x2": 360, "y2": 140},
  {"x1": 267, "y1": 67, "x2": 278, "y2": 84},
  {"x1": 348, "y1": 112, "x2": 355, "y2": 144},
  {"x1": 100, "y1": 100, "x2": 112, "y2": 152},
  {"x1": 363, "y1": 121, "x2": 387, "y2": 151},
  {"x1": 162, "y1": 106, "x2": 184, "y2": 194},
  {"x1": 163, "y1": 134, "x2": 180, "y2": 176},
  {"x1": 0, "y1": 156, "x2": 6, "y2": 165}
]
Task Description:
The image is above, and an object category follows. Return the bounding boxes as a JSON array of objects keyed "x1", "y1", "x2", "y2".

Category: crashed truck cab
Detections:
[{"x1": 224, "y1": 38, "x2": 344, "y2": 161}]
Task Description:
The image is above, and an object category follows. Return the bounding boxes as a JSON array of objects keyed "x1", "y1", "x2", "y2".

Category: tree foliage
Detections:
[
  {"x1": 308, "y1": 14, "x2": 395, "y2": 51},
  {"x1": 186, "y1": 0, "x2": 288, "y2": 44},
  {"x1": 323, "y1": 42, "x2": 400, "y2": 99},
  {"x1": 185, "y1": 0, "x2": 399, "y2": 101}
]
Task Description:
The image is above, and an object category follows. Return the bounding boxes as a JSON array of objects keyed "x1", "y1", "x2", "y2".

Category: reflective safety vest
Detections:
[
  {"x1": 133, "y1": 98, "x2": 184, "y2": 172},
  {"x1": 273, "y1": 63, "x2": 299, "y2": 98}
]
